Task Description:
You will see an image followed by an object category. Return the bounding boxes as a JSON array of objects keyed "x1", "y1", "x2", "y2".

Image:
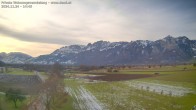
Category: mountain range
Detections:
[
  {"x1": 1, "y1": 35, "x2": 196, "y2": 65},
  {"x1": 0, "y1": 52, "x2": 32, "y2": 64}
]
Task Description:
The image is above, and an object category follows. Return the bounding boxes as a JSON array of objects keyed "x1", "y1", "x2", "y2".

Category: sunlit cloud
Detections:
[{"x1": 0, "y1": 35, "x2": 63, "y2": 57}]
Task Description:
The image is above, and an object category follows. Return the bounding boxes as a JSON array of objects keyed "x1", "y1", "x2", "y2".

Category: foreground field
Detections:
[
  {"x1": 0, "y1": 94, "x2": 27, "y2": 110},
  {"x1": 64, "y1": 65, "x2": 196, "y2": 110},
  {"x1": 85, "y1": 81, "x2": 196, "y2": 110},
  {"x1": 0, "y1": 65, "x2": 195, "y2": 110}
]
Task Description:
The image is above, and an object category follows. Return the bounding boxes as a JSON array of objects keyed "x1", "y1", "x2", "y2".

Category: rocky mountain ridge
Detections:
[
  {"x1": 1, "y1": 35, "x2": 196, "y2": 65},
  {"x1": 0, "y1": 52, "x2": 32, "y2": 64}
]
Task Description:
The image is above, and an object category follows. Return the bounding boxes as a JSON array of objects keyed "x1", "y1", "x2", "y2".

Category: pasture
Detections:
[
  {"x1": 0, "y1": 94, "x2": 27, "y2": 110},
  {"x1": 64, "y1": 64, "x2": 196, "y2": 110},
  {"x1": 0, "y1": 65, "x2": 195, "y2": 110}
]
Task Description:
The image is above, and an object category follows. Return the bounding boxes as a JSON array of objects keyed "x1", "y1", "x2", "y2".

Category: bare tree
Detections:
[{"x1": 40, "y1": 62, "x2": 67, "y2": 110}]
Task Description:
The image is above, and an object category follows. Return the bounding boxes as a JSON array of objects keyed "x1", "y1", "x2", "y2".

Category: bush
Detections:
[
  {"x1": 154, "y1": 72, "x2": 160, "y2": 75},
  {"x1": 193, "y1": 63, "x2": 196, "y2": 67},
  {"x1": 113, "y1": 69, "x2": 119, "y2": 72},
  {"x1": 183, "y1": 67, "x2": 187, "y2": 70}
]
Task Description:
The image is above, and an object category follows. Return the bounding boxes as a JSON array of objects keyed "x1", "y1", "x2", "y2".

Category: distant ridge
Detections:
[
  {"x1": 0, "y1": 52, "x2": 32, "y2": 64},
  {"x1": 1, "y1": 35, "x2": 196, "y2": 65}
]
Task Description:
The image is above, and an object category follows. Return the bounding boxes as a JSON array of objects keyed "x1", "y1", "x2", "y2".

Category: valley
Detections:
[{"x1": 0, "y1": 64, "x2": 195, "y2": 110}]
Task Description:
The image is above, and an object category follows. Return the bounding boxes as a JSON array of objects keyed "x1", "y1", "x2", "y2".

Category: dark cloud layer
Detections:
[{"x1": 0, "y1": 24, "x2": 83, "y2": 45}]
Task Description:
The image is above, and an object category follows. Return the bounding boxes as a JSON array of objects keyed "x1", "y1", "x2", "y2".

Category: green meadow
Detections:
[{"x1": 64, "y1": 64, "x2": 196, "y2": 110}]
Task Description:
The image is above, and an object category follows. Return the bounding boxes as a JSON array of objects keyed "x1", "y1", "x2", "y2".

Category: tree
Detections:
[
  {"x1": 113, "y1": 69, "x2": 119, "y2": 72},
  {"x1": 5, "y1": 89, "x2": 26, "y2": 108},
  {"x1": 40, "y1": 63, "x2": 66, "y2": 110},
  {"x1": 50, "y1": 62, "x2": 63, "y2": 76}
]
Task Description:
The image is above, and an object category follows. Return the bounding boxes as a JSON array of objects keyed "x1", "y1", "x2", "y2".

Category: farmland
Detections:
[
  {"x1": 64, "y1": 64, "x2": 196, "y2": 110},
  {"x1": 0, "y1": 93, "x2": 28, "y2": 110},
  {"x1": 0, "y1": 64, "x2": 196, "y2": 110}
]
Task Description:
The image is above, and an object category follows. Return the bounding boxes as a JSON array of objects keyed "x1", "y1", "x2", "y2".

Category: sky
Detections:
[{"x1": 0, "y1": 0, "x2": 196, "y2": 57}]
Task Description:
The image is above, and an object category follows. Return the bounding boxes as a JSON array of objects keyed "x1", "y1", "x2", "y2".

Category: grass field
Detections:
[
  {"x1": 148, "y1": 71, "x2": 196, "y2": 84},
  {"x1": 83, "y1": 67, "x2": 196, "y2": 109},
  {"x1": 6, "y1": 68, "x2": 34, "y2": 75},
  {"x1": 58, "y1": 95, "x2": 74, "y2": 110},
  {"x1": 0, "y1": 65, "x2": 195, "y2": 110},
  {"x1": 0, "y1": 94, "x2": 27, "y2": 110},
  {"x1": 64, "y1": 79, "x2": 196, "y2": 110},
  {"x1": 85, "y1": 81, "x2": 196, "y2": 110},
  {"x1": 64, "y1": 65, "x2": 196, "y2": 110},
  {"x1": 6, "y1": 68, "x2": 46, "y2": 75},
  {"x1": 88, "y1": 64, "x2": 196, "y2": 75}
]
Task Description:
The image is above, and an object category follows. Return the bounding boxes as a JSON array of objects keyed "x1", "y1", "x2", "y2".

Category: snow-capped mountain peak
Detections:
[{"x1": 1, "y1": 35, "x2": 195, "y2": 65}]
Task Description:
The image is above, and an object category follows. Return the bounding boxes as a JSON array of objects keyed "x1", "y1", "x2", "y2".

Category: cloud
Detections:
[
  {"x1": 0, "y1": 0, "x2": 134, "y2": 43},
  {"x1": 0, "y1": 24, "x2": 87, "y2": 45},
  {"x1": 0, "y1": 15, "x2": 7, "y2": 20},
  {"x1": 0, "y1": 36, "x2": 62, "y2": 57},
  {"x1": 0, "y1": 0, "x2": 196, "y2": 56},
  {"x1": 0, "y1": 0, "x2": 196, "y2": 47}
]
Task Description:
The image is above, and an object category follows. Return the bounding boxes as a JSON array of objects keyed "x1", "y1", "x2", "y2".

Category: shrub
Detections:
[
  {"x1": 193, "y1": 63, "x2": 196, "y2": 67},
  {"x1": 113, "y1": 69, "x2": 119, "y2": 72},
  {"x1": 154, "y1": 72, "x2": 160, "y2": 75}
]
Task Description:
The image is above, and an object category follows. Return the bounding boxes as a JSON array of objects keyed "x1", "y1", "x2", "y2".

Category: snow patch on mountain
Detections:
[
  {"x1": 62, "y1": 60, "x2": 75, "y2": 65},
  {"x1": 2, "y1": 35, "x2": 195, "y2": 65},
  {"x1": 53, "y1": 45, "x2": 85, "y2": 54},
  {"x1": 99, "y1": 42, "x2": 124, "y2": 51},
  {"x1": 192, "y1": 48, "x2": 196, "y2": 51}
]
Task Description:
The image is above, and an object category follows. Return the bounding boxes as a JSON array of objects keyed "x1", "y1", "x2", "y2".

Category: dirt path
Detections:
[
  {"x1": 65, "y1": 86, "x2": 106, "y2": 110},
  {"x1": 28, "y1": 95, "x2": 46, "y2": 110}
]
